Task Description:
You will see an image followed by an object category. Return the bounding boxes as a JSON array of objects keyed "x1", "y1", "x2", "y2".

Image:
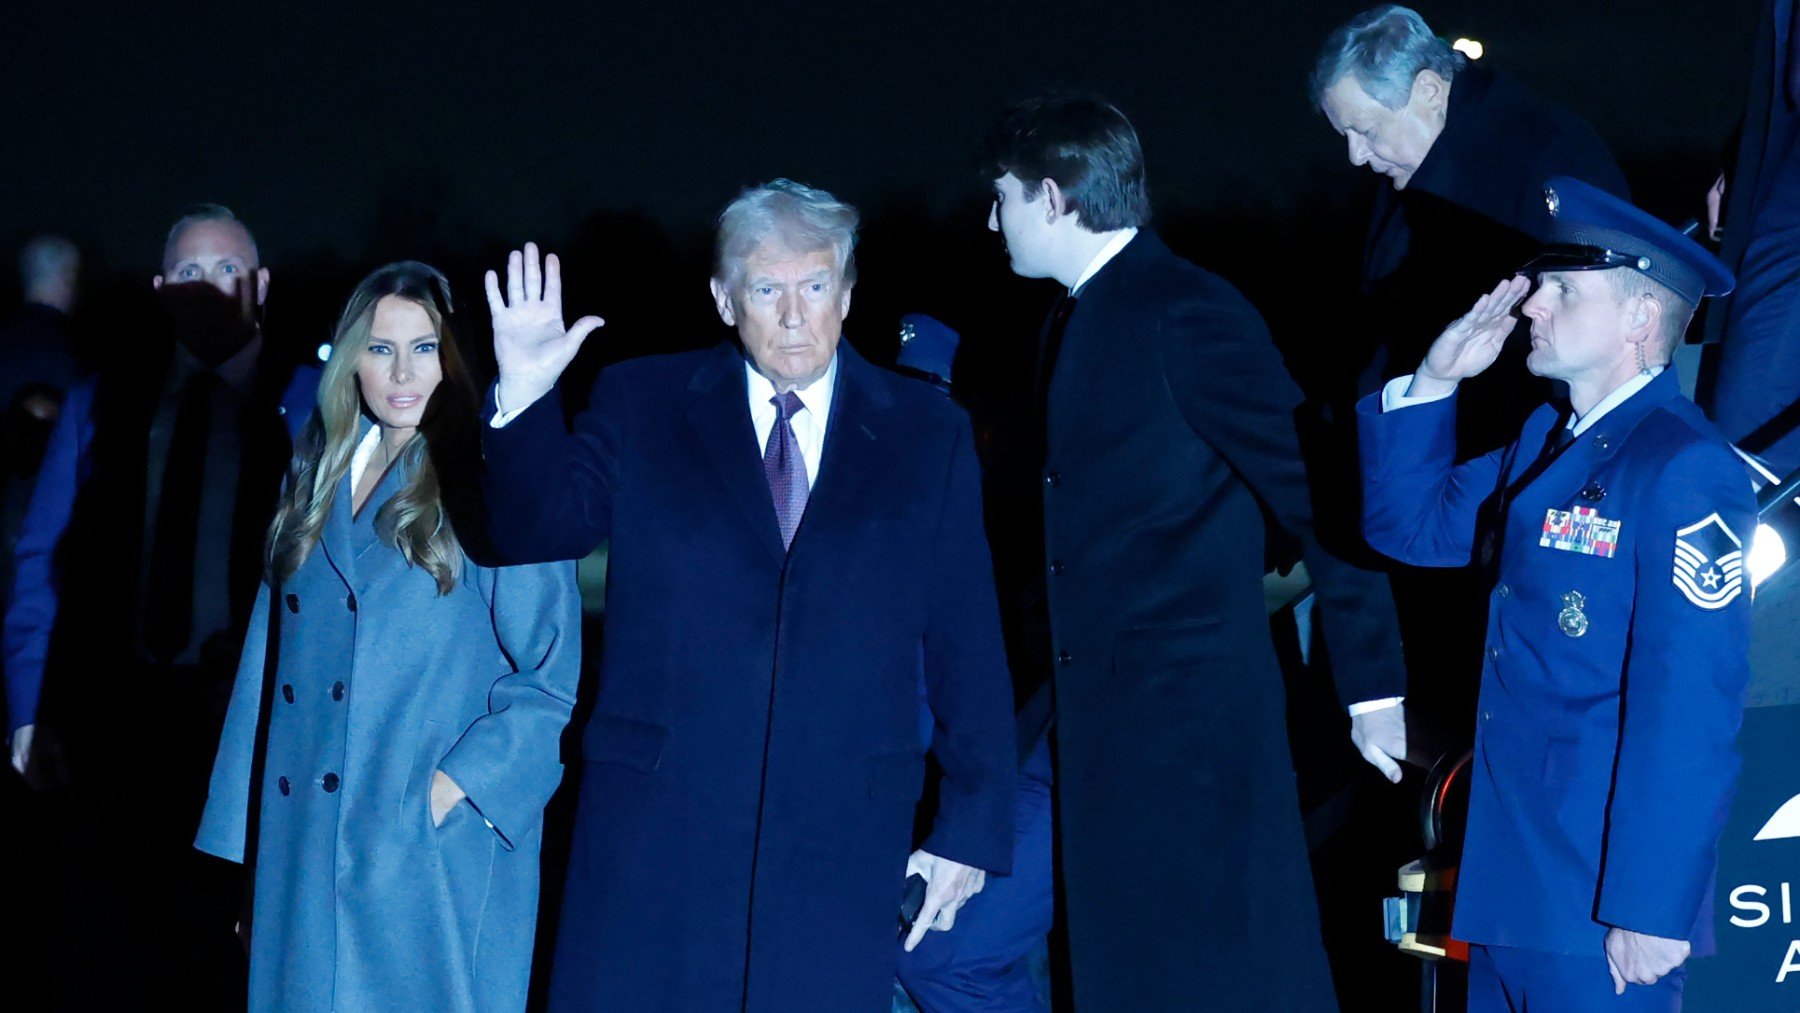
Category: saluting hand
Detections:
[
  {"x1": 484, "y1": 241, "x2": 605, "y2": 415},
  {"x1": 1411, "y1": 275, "x2": 1532, "y2": 398}
]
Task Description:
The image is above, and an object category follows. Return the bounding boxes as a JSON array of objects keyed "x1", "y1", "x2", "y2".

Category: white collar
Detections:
[
  {"x1": 746, "y1": 349, "x2": 838, "y2": 427},
  {"x1": 349, "y1": 423, "x2": 384, "y2": 491},
  {"x1": 1569, "y1": 366, "x2": 1662, "y2": 438},
  {"x1": 1070, "y1": 228, "x2": 1138, "y2": 295}
]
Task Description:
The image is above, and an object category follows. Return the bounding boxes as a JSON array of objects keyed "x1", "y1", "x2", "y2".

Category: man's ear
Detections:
[
  {"x1": 709, "y1": 277, "x2": 736, "y2": 327},
  {"x1": 837, "y1": 281, "x2": 853, "y2": 320},
  {"x1": 1631, "y1": 292, "x2": 1661, "y2": 335},
  {"x1": 1411, "y1": 69, "x2": 1450, "y2": 112},
  {"x1": 256, "y1": 267, "x2": 271, "y2": 306},
  {"x1": 1042, "y1": 178, "x2": 1068, "y2": 222},
  {"x1": 152, "y1": 274, "x2": 165, "y2": 292}
]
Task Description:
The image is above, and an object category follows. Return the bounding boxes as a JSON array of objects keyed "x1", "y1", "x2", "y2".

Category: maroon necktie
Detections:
[{"x1": 764, "y1": 391, "x2": 810, "y2": 549}]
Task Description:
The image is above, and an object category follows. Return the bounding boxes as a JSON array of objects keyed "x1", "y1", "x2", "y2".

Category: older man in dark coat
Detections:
[
  {"x1": 1313, "y1": 4, "x2": 1630, "y2": 454},
  {"x1": 474, "y1": 181, "x2": 1015, "y2": 1012},
  {"x1": 1310, "y1": 4, "x2": 1631, "y2": 765}
]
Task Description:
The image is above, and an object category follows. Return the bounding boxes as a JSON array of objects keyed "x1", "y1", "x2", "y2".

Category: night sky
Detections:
[{"x1": 2, "y1": 1, "x2": 1758, "y2": 273}]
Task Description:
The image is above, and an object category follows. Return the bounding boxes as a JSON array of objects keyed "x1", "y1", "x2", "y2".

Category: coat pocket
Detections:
[
  {"x1": 582, "y1": 712, "x2": 671, "y2": 772},
  {"x1": 1112, "y1": 617, "x2": 1228, "y2": 681}
]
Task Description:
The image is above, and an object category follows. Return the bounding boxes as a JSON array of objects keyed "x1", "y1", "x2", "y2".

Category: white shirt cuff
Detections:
[
  {"x1": 1348, "y1": 696, "x2": 1405, "y2": 716},
  {"x1": 1380, "y1": 374, "x2": 1456, "y2": 412},
  {"x1": 489, "y1": 386, "x2": 528, "y2": 429}
]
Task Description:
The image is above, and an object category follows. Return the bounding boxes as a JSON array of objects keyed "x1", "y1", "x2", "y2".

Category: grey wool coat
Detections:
[{"x1": 195, "y1": 450, "x2": 581, "y2": 1012}]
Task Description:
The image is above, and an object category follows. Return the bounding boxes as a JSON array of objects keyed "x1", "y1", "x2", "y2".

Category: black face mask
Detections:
[{"x1": 158, "y1": 280, "x2": 259, "y2": 368}]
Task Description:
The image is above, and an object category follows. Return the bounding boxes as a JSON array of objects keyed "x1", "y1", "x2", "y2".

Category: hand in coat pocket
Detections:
[{"x1": 429, "y1": 770, "x2": 467, "y2": 827}]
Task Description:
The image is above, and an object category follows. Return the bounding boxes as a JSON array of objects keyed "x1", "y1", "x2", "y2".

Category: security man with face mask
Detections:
[
  {"x1": 1359, "y1": 177, "x2": 1755, "y2": 1011},
  {"x1": 2, "y1": 204, "x2": 318, "y2": 1006}
]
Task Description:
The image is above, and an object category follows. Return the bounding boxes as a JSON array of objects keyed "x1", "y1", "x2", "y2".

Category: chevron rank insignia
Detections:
[{"x1": 1672, "y1": 513, "x2": 1744, "y2": 610}]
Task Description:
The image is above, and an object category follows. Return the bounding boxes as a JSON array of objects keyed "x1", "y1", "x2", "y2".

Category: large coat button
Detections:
[
  {"x1": 278, "y1": 776, "x2": 291, "y2": 796},
  {"x1": 285, "y1": 594, "x2": 300, "y2": 614},
  {"x1": 281, "y1": 684, "x2": 295, "y2": 704},
  {"x1": 331, "y1": 681, "x2": 345, "y2": 701},
  {"x1": 1044, "y1": 472, "x2": 1061, "y2": 488},
  {"x1": 1057, "y1": 650, "x2": 1073, "y2": 666},
  {"x1": 345, "y1": 593, "x2": 358, "y2": 613},
  {"x1": 1049, "y1": 559, "x2": 1066, "y2": 576},
  {"x1": 322, "y1": 772, "x2": 340, "y2": 793}
]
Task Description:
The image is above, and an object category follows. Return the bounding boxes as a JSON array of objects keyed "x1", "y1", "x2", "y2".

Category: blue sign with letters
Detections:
[{"x1": 1688, "y1": 704, "x2": 1800, "y2": 1010}]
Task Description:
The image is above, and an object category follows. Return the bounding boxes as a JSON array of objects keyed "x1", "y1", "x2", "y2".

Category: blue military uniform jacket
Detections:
[{"x1": 1359, "y1": 369, "x2": 1754, "y2": 956}]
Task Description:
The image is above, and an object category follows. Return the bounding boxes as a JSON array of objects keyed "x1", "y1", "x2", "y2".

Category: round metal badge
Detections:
[{"x1": 1558, "y1": 590, "x2": 1588, "y2": 638}]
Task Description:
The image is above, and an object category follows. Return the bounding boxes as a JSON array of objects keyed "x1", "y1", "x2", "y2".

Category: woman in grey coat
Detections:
[{"x1": 195, "y1": 262, "x2": 581, "y2": 1011}]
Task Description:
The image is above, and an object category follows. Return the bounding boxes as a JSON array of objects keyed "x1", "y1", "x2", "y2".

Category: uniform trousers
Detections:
[
  {"x1": 1469, "y1": 943, "x2": 1685, "y2": 1012},
  {"x1": 897, "y1": 733, "x2": 1054, "y2": 1013}
]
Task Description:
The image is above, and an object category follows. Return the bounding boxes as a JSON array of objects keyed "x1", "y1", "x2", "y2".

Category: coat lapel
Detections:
[
  {"x1": 318, "y1": 469, "x2": 359, "y2": 592},
  {"x1": 791, "y1": 343, "x2": 888, "y2": 554},
  {"x1": 683, "y1": 344, "x2": 788, "y2": 567}
]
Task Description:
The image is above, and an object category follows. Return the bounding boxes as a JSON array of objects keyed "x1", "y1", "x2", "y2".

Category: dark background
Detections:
[
  {"x1": 0, "y1": 2, "x2": 1766, "y2": 1008},
  {"x1": 0, "y1": 1, "x2": 1756, "y2": 373}
]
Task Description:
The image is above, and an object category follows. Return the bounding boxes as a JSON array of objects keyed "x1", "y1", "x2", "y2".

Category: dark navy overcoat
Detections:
[{"x1": 475, "y1": 342, "x2": 1015, "y2": 1012}]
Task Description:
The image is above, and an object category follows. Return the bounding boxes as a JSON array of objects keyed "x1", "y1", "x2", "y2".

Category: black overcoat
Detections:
[
  {"x1": 476, "y1": 342, "x2": 1015, "y2": 1012},
  {"x1": 1042, "y1": 232, "x2": 1405, "y2": 1009},
  {"x1": 1354, "y1": 62, "x2": 1629, "y2": 454},
  {"x1": 1703, "y1": 0, "x2": 1800, "y2": 473}
]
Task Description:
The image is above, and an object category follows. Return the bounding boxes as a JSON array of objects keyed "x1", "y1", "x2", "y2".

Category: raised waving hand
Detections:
[
  {"x1": 485, "y1": 242, "x2": 606, "y2": 413},
  {"x1": 1409, "y1": 275, "x2": 1532, "y2": 399}
]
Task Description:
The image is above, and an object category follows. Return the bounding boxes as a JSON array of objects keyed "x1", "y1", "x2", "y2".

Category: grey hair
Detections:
[
  {"x1": 1310, "y1": 5, "x2": 1468, "y2": 110},
  {"x1": 712, "y1": 179, "x2": 859, "y2": 290},
  {"x1": 19, "y1": 235, "x2": 79, "y2": 289},
  {"x1": 162, "y1": 203, "x2": 259, "y2": 270},
  {"x1": 1607, "y1": 268, "x2": 1695, "y2": 358}
]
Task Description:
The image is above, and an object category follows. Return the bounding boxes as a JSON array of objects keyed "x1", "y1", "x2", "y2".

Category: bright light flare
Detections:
[
  {"x1": 1750, "y1": 523, "x2": 1787, "y2": 590},
  {"x1": 1452, "y1": 38, "x2": 1485, "y2": 60}
]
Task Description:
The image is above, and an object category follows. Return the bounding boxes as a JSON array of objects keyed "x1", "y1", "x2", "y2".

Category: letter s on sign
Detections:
[{"x1": 1733, "y1": 885, "x2": 1772, "y2": 929}]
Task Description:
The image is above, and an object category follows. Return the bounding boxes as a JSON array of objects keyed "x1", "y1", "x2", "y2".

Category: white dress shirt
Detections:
[
  {"x1": 746, "y1": 353, "x2": 837, "y2": 490},
  {"x1": 1358, "y1": 365, "x2": 1667, "y2": 716},
  {"x1": 1070, "y1": 228, "x2": 1138, "y2": 295}
]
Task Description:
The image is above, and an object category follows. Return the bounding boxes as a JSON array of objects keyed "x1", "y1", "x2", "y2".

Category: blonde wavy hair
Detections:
[{"x1": 267, "y1": 262, "x2": 479, "y2": 595}]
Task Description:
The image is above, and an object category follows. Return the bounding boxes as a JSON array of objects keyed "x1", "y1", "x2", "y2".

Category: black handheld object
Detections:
[{"x1": 899, "y1": 873, "x2": 928, "y2": 929}]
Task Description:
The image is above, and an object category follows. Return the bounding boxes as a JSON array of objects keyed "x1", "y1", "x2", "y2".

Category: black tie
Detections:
[
  {"x1": 1550, "y1": 423, "x2": 1575, "y2": 456},
  {"x1": 145, "y1": 371, "x2": 217, "y2": 663},
  {"x1": 1037, "y1": 293, "x2": 1079, "y2": 410}
]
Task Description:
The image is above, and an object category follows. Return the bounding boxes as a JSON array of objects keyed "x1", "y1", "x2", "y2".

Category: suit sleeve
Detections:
[
  {"x1": 1596, "y1": 441, "x2": 1754, "y2": 939},
  {"x1": 476, "y1": 369, "x2": 626, "y2": 565},
  {"x1": 1156, "y1": 299, "x2": 1406, "y2": 704},
  {"x1": 438, "y1": 560, "x2": 582, "y2": 849},
  {"x1": 194, "y1": 581, "x2": 273, "y2": 863},
  {"x1": 919, "y1": 416, "x2": 1016, "y2": 874},
  {"x1": 1356, "y1": 389, "x2": 1507, "y2": 568},
  {"x1": 3, "y1": 381, "x2": 89, "y2": 734}
]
